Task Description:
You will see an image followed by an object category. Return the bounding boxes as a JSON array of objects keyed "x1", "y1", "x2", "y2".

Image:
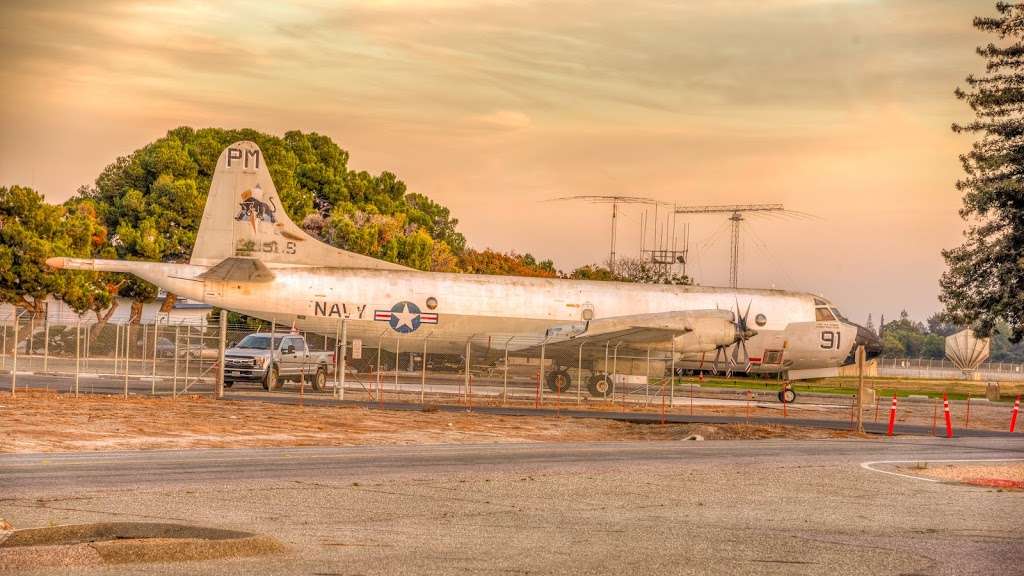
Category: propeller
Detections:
[
  {"x1": 731, "y1": 298, "x2": 753, "y2": 365},
  {"x1": 710, "y1": 299, "x2": 758, "y2": 376}
]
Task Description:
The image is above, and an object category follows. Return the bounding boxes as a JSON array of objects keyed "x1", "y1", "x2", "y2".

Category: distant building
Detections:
[{"x1": 0, "y1": 295, "x2": 212, "y2": 326}]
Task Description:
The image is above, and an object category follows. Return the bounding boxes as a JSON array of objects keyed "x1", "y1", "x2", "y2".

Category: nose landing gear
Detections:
[{"x1": 777, "y1": 383, "x2": 796, "y2": 404}]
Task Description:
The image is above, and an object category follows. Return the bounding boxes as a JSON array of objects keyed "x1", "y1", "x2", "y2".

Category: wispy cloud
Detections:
[{"x1": 0, "y1": 0, "x2": 995, "y2": 322}]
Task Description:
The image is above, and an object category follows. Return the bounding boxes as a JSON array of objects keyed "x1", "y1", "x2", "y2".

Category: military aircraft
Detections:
[{"x1": 48, "y1": 141, "x2": 882, "y2": 398}]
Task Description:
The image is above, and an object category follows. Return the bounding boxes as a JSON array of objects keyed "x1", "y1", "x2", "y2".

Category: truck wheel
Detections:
[
  {"x1": 546, "y1": 369, "x2": 572, "y2": 393},
  {"x1": 311, "y1": 367, "x2": 327, "y2": 392},
  {"x1": 587, "y1": 374, "x2": 614, "y2": 398},
  {"x1": 778, "y1": 388, "x2": 796, "y2": 403},
  {"x1": 263, "y1": 365, "x2": 280, "y2": 391}
]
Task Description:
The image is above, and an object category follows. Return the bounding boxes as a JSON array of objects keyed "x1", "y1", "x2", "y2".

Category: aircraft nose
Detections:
[{"x1": 853, "y1": 323, "x2": 883, "y2": 359}]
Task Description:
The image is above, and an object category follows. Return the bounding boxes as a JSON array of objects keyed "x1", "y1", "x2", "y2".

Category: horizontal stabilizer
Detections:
[{"x1": 196, "y1": 257, "x2": 275, "y2": 283}]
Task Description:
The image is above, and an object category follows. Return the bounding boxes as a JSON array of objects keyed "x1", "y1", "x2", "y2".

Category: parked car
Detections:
[{"x1": 222, "y1": 332, "x2": 334, "y2": 391}]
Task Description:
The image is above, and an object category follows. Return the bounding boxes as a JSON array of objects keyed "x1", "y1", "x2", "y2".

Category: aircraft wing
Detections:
[{"x1": 513, "y1": 309, "x2": 736, "y2": 358}]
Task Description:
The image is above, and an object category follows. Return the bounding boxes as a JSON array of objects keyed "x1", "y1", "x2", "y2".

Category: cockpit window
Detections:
[
  {"x1": 815, "y1": 307, "x2": 836, "y2": 322},
  {"x1": 813, "y1": 297, "x2": 828, "y2": 306},
  {"x1": 830, "y1": 307, "x2": 847, "y2": 322}
]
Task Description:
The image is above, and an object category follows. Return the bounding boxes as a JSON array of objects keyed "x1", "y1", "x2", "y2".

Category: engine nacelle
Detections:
[{"x1": 670, "y1": 317, "x2": 738, "y2": 354}]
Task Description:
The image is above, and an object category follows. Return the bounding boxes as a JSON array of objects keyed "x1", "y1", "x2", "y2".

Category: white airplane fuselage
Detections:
[{"x1": 100, "y1": 259, "x2": 866, "y2": 377}]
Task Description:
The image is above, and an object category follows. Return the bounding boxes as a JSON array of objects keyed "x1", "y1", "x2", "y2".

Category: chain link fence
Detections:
[
  {"x1": 877, "y1": 357, "x2": 1024, "y2": 381},
  {"x1": 12, "y1": 312, "x2": 1016, "y2": 413},
  {"x1": 0, "y1": 313, "x2": 750, "y2": 411}
]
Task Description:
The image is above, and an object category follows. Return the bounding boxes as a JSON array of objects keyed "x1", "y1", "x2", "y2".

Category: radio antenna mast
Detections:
[
  {"x1": 673, "y1": 204, "x2": 785, "y2": 288},
  {"x1": 547, "y1": 195, "x2": 657, "y2": 274}
]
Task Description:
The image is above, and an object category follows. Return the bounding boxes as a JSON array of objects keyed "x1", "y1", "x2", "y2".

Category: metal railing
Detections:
[{"x1": 877, "y1": 357, "x2": 1024, "y2": 381}]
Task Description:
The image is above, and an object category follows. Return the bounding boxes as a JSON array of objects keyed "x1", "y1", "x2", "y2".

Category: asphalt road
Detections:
[
  {"x1": 5, "y1": 372, "x2": 1019, "y2": 438},
  {"x1": 2, "y1": 438, "x2": 1023, "y2": 575}
]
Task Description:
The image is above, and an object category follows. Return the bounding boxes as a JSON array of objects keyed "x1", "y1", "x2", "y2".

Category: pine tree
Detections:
[{"x1": 942, "y1": 2, "x2": 1024, "y2": 341}]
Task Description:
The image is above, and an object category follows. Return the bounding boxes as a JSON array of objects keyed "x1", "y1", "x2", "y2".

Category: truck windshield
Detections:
[{"x1": 236, "y1": 335, "x2": 283, "y2": 350}]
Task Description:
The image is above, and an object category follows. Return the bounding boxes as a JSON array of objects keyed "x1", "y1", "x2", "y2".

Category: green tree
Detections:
[
  {"x1": 458, "y1": 249, "x2": 558, "y2": 277},
  {"x1": 942, "y1": 2, "x2": 1024, "y2": 342},
  {"x1": 567, "y1": 258, "x2": 692, "y2": 285},
  {"x1": 75, "y1": 127, "x2": 471, "y2": 318},
  {"x1": 0, "y1": 186, "x2": 111, "y2": 318}
]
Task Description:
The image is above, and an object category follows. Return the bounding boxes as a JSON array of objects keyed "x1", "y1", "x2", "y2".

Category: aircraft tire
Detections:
[
  {"x1": 587, "y1": 374, "x2": 614, "y2": 398},
  {"x1": 223, "y1": 380, "x2": 234, "y2": 389},
  {"x1": 263, "y1": 365, "x2": 280, "y2": 391},
  {"x1": 546, "y1": 369, "x2": 572, "y2": 393},
  {"x1": 778, "y1": 388, "x2": 796, "y2": 403},
  {"x1": 311, "y1": 367, "x2": 327, "y2": 392}
]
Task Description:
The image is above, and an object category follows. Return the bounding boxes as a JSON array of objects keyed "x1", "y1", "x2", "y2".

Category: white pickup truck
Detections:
[{"x1": 223, "y1": 332, "x2": 334, "y2": 392}]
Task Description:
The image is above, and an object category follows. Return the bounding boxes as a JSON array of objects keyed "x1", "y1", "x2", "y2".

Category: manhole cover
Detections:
[{"x1": 0, "y1": 522, "x2": 284, "y2": 572}]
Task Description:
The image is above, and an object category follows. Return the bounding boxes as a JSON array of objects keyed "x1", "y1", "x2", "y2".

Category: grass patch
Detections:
[{"x1": 669, "y1": 377, "x2": 1010, "y2": 402}]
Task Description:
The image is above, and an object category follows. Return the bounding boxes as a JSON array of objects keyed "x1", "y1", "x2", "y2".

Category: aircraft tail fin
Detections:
[{"x1": 190, "y1": 141, "x2": 410, "y2": 271}]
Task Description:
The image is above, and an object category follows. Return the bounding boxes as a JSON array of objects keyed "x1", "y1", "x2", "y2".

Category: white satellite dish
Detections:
[{"x1": 945, "y1": 329, "x2": 990, "y2": 377}]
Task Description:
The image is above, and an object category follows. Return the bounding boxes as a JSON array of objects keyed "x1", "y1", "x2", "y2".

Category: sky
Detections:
[{"x1": 0, "y1": 0, "x2": 995, "y2": 325}]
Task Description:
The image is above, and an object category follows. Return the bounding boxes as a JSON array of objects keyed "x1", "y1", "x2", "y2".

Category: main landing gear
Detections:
[
  {"x1": 587, "y1": 373, "x2": 614, "y2": 398},
  {"x1": 546, "y1": 369, "x2": 572, "y2": 393},
  {"x1": 543, "y1": 369, "x2": 617, "y2": 399}
]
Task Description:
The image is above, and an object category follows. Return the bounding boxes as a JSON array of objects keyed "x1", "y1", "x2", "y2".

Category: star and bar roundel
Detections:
[{"x1": 374, "y1": 301, "x2": 439, "y2": 334}]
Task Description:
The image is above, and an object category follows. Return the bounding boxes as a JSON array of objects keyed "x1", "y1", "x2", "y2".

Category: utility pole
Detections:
[
  {"x1": 729, "y1": 211, "x2": 742, "y2": 288},
  {"x1": 673, "y1": 203, "x2": 784, "y2": 288},
  {"x1": 609, "y1": 200, "x2": 618, "y2": 274}
]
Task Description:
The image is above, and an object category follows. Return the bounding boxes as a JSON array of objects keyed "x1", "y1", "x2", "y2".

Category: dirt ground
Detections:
[
  {"x1": 910, "y1": 462, "x2": 1024, "y2": 489},
  {"x1": 341, "y1": 384, "x2": 1017, "y2": 433},
  {"x1": 0, "y1": 389, "x2": 864, "y2": 453}
]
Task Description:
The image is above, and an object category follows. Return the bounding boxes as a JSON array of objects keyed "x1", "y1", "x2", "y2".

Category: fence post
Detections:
[
  {"x1": 142, "y1": 323, "x2": 148, "y2": 377},
  {"x1": 123, "y1": 324, "x2": 130, "y2": 399},
  {"x1": 113, "y1": 323, "x2": 120, "y2": 375},
  {"x1": 333, "y1": 320, "x2": 340, "y2": 399},
  {"x1": 338, "y1": 319, "x2": 347, "y2": 401},
  {"x1": 11, "y1": 314, "x2": 18, "y2": 397},
  {"x1": 856, "y1": 345, "x2": 865, "y2": 433},
  {"x1": 42, "y1": 316, "x2": 50, "y2": 372},
  {"x1": 503, "y1": 337, "x2": 512, "y2": 406},
  {"x1": 644, "y1": 347, "x2": 651, "y2": 408},
  {"x1": 376, "y1": 334, "x2": 383, "y2": 405},
  {"x1": 183, "y1": 325, "x2": 190, "y2": 395},
  {"x1": 84, "y1": 322, "x2": 90, "y2": 371},
  {"x1": 216, "y1": 311, "x2": 226, "y2": 399},
  {"x1": 74, "y1": 319, "x2": 81, "y2": 397},
  {"x1": 577, "y1": 343, "x2": 583, "y2": 406},
  {"x1": 464, "y1": 338, "x2": 472, "y2": 410},
  {"x1": 1, "y1": 316, "x2": 6, "y2": 369},
  {"x1": 670, "y1": 338, "x2": 675, "y2": 407},
  {"x1": 421, "y1": 333, "x2": 429, "y2": 404},
  {"x1": 28, "y1": 316, "x2": 34, "y2": 360},
  {"x1": 173, "y1": 325, "x2": 179, "y2": 398},
  {"x1": 394, "y1": 335, "x2": 400, "y2": 396},
  {"x1": 151, "y1": 319, "x2": 159, "y2": 395},
  {"x1": 539, "y1": 341, "x2": 546, "y2": 406},
  {"x1": 612, "y1": 342, "x2": 621, "y2": 405}
]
